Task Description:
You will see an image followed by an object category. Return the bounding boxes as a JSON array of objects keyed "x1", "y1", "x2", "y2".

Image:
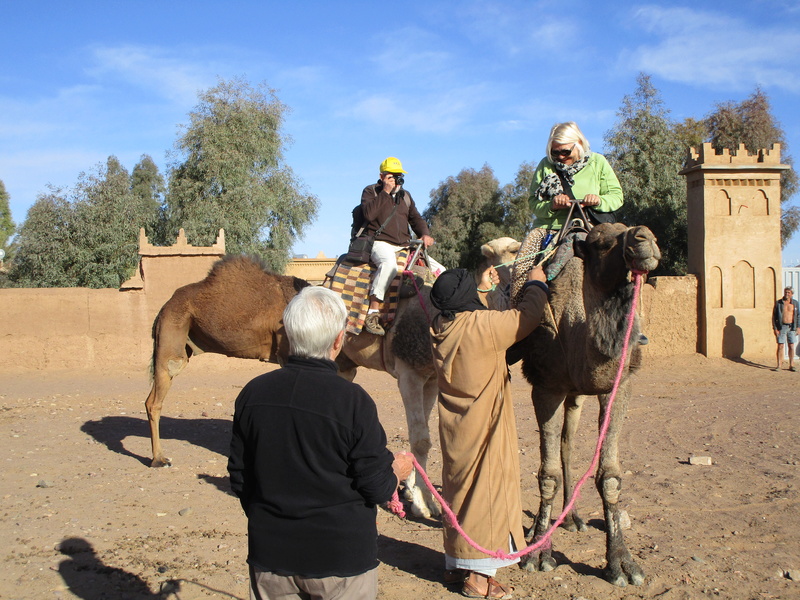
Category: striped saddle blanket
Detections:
[{"x1": 326, "y1": 250, "x2": 409, "y2": 335}]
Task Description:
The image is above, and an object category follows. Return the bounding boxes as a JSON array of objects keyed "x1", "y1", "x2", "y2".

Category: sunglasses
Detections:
[{"x1": 551, "y1": 144, "x2": 575, "y2": 159}]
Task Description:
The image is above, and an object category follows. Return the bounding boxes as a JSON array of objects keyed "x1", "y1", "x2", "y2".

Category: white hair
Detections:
[
  {"x1": 545, "y1": 121, "x2": 591, "y2": 161},
  {"x1": 283, "y1": 286, "x2": 347, "y2": 359}
]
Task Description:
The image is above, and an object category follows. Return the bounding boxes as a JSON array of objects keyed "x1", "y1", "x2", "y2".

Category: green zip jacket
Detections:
[{"x1": 529, "y1": 152, "x2": 623, "y2": 230}]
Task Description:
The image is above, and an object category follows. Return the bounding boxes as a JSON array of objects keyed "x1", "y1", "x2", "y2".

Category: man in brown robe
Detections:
[{"x1": 430, "y1": 265, "x2": 548, "y2": 599}]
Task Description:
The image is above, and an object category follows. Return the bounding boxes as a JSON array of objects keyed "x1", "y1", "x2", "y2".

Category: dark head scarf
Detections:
[{"x1": 430, "y1": 268, "x2": 487, "y2": 320}]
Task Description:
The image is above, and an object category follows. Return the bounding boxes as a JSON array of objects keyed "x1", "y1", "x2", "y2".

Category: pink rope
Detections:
[
  {"x1": 403, "y1": 269, "x2": 433, "y2": 324},
  {"x1": 388, "y1": 491, "x2": 406, "y2": 518},
  {"x1": 389, "y1": 272, "x2": 644, "y2": 560}
]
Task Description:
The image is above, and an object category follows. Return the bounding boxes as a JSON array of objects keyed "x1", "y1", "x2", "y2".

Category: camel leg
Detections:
[
  {"x1": 521, "y1": 388, "x2": 564, "y2": 573},
  {"x1": 145, "y1": 365, "x2": 177, "y2": 467},
  {"x1": 396, "y1": 363, "x2": 440, "y2": 518},
  {"x1": 560, "y1": 394, "x2": 588, "y2": 532},
  {"x1": 596, "y1": 382, "x2": 644, "y2": 586},
  {"x1": 145, "y1": 312, "x2": 191, "y2": 468}
]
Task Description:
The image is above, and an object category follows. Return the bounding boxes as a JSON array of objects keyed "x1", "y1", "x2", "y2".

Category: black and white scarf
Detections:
[{"x1": 534, "y1": 151, "x2": 592, "y2": 203}]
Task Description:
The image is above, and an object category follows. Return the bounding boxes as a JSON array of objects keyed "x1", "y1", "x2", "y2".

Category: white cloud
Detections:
[
  {"x1": 456, "y1": 0, "x2": 579, "y2": 56},
  {"x1": 86, "y1": 44, "x2": 223, "y2": 105},
  {"x1": 624, "y1": 5, "x2": 800, "y2": 93},
  {"x1": 344, "y1": 83, "x2": 491, "y2": 134}
]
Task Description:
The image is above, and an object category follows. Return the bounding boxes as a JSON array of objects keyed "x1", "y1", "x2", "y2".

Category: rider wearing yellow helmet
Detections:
[{"x1": 361, "y1": 157, "x2": 435, "y2": 335}]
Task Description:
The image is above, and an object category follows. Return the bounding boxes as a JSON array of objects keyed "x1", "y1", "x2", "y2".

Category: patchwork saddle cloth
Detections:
[{"x1": 326, "y1": 249, "x2": 410, "y2": 335}]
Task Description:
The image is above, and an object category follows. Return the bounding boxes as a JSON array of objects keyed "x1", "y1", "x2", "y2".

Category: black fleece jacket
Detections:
[{"x1": 228, "y1": 356, "x2": 397, "y2": 577}]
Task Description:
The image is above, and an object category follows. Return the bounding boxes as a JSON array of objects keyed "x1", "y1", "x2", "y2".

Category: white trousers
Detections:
[{"x1": 370, "y1": 240, "x2": 402, "y2": 301}]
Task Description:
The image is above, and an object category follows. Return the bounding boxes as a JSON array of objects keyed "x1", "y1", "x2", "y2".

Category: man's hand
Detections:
[
  {"x1": 392, "y1": 452, "x2": 414, "y2": 483},
  {"x1": 527, "y1": 265, "x2": 546, "y2": 283},
  {"x1": 380, "y1": 173, "x2": 397, "y2": 195},
  {"x1": 421, "y1": 234, "x2": 434, "y2": 248}
]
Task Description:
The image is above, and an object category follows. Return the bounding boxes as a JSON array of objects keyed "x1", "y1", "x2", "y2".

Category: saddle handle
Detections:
[
  {"x1": 555, "y1": 198, "x2": 593, "y2": 245},
  {"x1": 406, "y1": 238, "x2": 431, "y2": 271}
]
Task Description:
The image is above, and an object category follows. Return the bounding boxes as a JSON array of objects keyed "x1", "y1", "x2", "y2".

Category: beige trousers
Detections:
[{"x1": 249, "y1": 565, "x2": 378, "y2": 600}]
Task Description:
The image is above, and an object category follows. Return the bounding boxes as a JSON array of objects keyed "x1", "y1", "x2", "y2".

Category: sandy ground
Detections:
[{"x1": 2, "y1": 353, "x2": 799, "y2": 600}]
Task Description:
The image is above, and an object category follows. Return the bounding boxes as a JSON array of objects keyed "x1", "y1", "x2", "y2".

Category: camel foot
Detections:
[
  {"x1": 150, "y1": 456, "x2": 173, "y2": 468},
  {"x1": 561, "y1": 513, "x2": 587, "y2": 533},
  {"x1": 404, "y1": 485, "x2": 432, "y2": 519},
  {"x1": 519, "y1": 551, "x2": 556, "y2": 573},
  {"x1": 604, "y1": 557, "x2": 645, "y2": 587}
]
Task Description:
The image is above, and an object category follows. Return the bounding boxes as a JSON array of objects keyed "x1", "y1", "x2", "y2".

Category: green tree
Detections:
[
  {"x1": 9, "y1": 157, "x2": 161, "y2": 288},
  {"x1": 424, "y1": 164, "x2": 502, "y2": 270},
  {"x1": 7, "y1": 189, "x2": 77, "y2": 287},
  {"x1": 674, "y1": 117, "x2": 707, "y2": 156},
  {"x1": 0, "y1": 179, "x2": 15, "y2": 253},
  {"x1": 130, "y1": 154, "x2": 167, "y2": 244},
  {"x1": 706, "y1": 88, "x2": 799, "y2": 245},
  {"x1": 604, "y1": 73, "x2": 688, "y2": 275},
  {"x1": 71, "y1": 156, "x2": 158, "y2": 287},
  {"x1": 165, "y1": 78, "x2": 318, "y2": 271},
  {"x1": 497, "y1": 161, "x2": 537, "y2": 242}
]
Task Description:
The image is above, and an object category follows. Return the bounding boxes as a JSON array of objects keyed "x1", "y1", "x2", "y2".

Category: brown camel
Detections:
[
  {"x1": 509, "y1": 223, "x2": 660, "y2": 587},
  {"x1": 144, "y1": 254, "x2": 442, "y2": 518}
]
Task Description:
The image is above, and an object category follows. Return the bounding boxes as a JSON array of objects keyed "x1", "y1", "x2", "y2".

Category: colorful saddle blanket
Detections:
[{"x1": 326, "y1": 250, "x2": 409, "y2": 335}]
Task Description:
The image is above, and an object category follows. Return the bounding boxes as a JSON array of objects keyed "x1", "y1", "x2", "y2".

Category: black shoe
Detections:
[{"x1": 638, "y1": 333, "x2": 649, "y2": 345}]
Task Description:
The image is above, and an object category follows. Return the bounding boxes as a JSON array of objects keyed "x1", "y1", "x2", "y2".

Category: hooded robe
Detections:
[{"x1": 430, "y1": 279, "x2": 548, "y2": 558}]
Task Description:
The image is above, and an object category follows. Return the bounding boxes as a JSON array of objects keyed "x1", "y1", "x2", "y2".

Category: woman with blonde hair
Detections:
[{"x1": 509, "y1": 121, "x2": 623, "y2": 305}]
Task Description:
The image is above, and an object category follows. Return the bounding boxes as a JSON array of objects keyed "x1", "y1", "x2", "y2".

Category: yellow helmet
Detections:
[{"x1": 379, "y1": 156, "x2": 407, "y2": 174}]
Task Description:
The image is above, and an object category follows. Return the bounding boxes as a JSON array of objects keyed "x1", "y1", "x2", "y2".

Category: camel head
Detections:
[
  {"x1": 480, "y1": 237, "x2": 521, "y2": 288},
  {"x1": 575, "y1": 223, "x2": 661, "y2": 290}
]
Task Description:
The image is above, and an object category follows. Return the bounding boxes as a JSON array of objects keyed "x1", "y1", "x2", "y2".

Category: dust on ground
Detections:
[{"x1": 2, "y1": 354, "x2": 798, "y2": 600}]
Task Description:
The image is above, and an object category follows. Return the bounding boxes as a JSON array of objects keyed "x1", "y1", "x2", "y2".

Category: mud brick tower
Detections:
[{"x1": 680, "y1": 143, "x2": 789, "y2": 358}]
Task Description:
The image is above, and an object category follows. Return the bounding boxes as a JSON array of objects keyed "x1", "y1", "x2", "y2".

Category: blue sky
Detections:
[{"x1": 2, "y1": 1, "x2": 800, "y2": 266}]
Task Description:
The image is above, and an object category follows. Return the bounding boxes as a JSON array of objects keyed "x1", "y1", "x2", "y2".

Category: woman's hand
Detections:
[
  {"x1": 581, "y1": 194, "x2": 601, "y2": 207},
  {"x1": 551, "y1": 193, "x2": 572, "y2": 210}
]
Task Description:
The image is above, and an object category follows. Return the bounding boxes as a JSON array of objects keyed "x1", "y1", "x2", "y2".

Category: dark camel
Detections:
[{"x1": 510, "y1": 223, "x2": 660, "y2": 586}]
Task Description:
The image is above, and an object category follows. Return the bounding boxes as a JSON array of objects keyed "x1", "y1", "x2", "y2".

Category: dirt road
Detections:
[{"x1": 2, "y1": 354, "x2": 798, "y2": 599}]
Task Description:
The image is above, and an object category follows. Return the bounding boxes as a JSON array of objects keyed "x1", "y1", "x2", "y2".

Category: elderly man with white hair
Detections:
[{"x1": 228, "y1": 286, "x2": 413, "y2": 600}]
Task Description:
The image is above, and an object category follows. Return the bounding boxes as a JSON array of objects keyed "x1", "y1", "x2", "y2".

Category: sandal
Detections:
[{"x1": 461, "y1": 573, "x2": 514, "y2": 599}]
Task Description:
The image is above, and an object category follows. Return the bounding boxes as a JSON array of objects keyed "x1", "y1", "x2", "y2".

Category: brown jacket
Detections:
[
  {"x1": 360, "y1": 184, "x2": 430, "y2": 246},
  {"x1": 431, "y1": 282, "x2": 548, "y2": 558}
]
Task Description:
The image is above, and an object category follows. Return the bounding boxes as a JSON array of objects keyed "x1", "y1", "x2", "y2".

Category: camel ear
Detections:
[
  {"x1": 480, "y1": 243, "x2": 492, "y2": 258},
  {"x1": 509, "y1": 240, "x2": 521, "y2": 253}
]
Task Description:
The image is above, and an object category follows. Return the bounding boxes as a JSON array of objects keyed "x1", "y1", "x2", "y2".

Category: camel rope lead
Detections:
[{"x1": 389, "y1": 272, "x2": 645, "y2": 560}]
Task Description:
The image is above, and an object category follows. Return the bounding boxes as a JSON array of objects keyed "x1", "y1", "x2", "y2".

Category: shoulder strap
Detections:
[
  {"x1": 555, "y1": 170, "x2": 575, "y2": 199},
  {"x1": 354, "y1": 187, "x2": 404, "y2": 239},
  {"x1": 373, "y1": 201, "x2": 400, "y2": 238}
]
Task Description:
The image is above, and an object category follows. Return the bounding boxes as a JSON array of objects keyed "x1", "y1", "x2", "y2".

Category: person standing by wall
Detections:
[
  {"x1": 228, "y1": 286, "x2": 414, "y2": 600},
  {"x1": 773, "y1": 286, "x2": 799, "y2": 371}
]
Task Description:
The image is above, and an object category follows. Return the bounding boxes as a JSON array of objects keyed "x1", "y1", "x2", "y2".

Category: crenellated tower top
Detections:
[{"x1": 684, "y1": 142, "x2": 787, "y2": 170}]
